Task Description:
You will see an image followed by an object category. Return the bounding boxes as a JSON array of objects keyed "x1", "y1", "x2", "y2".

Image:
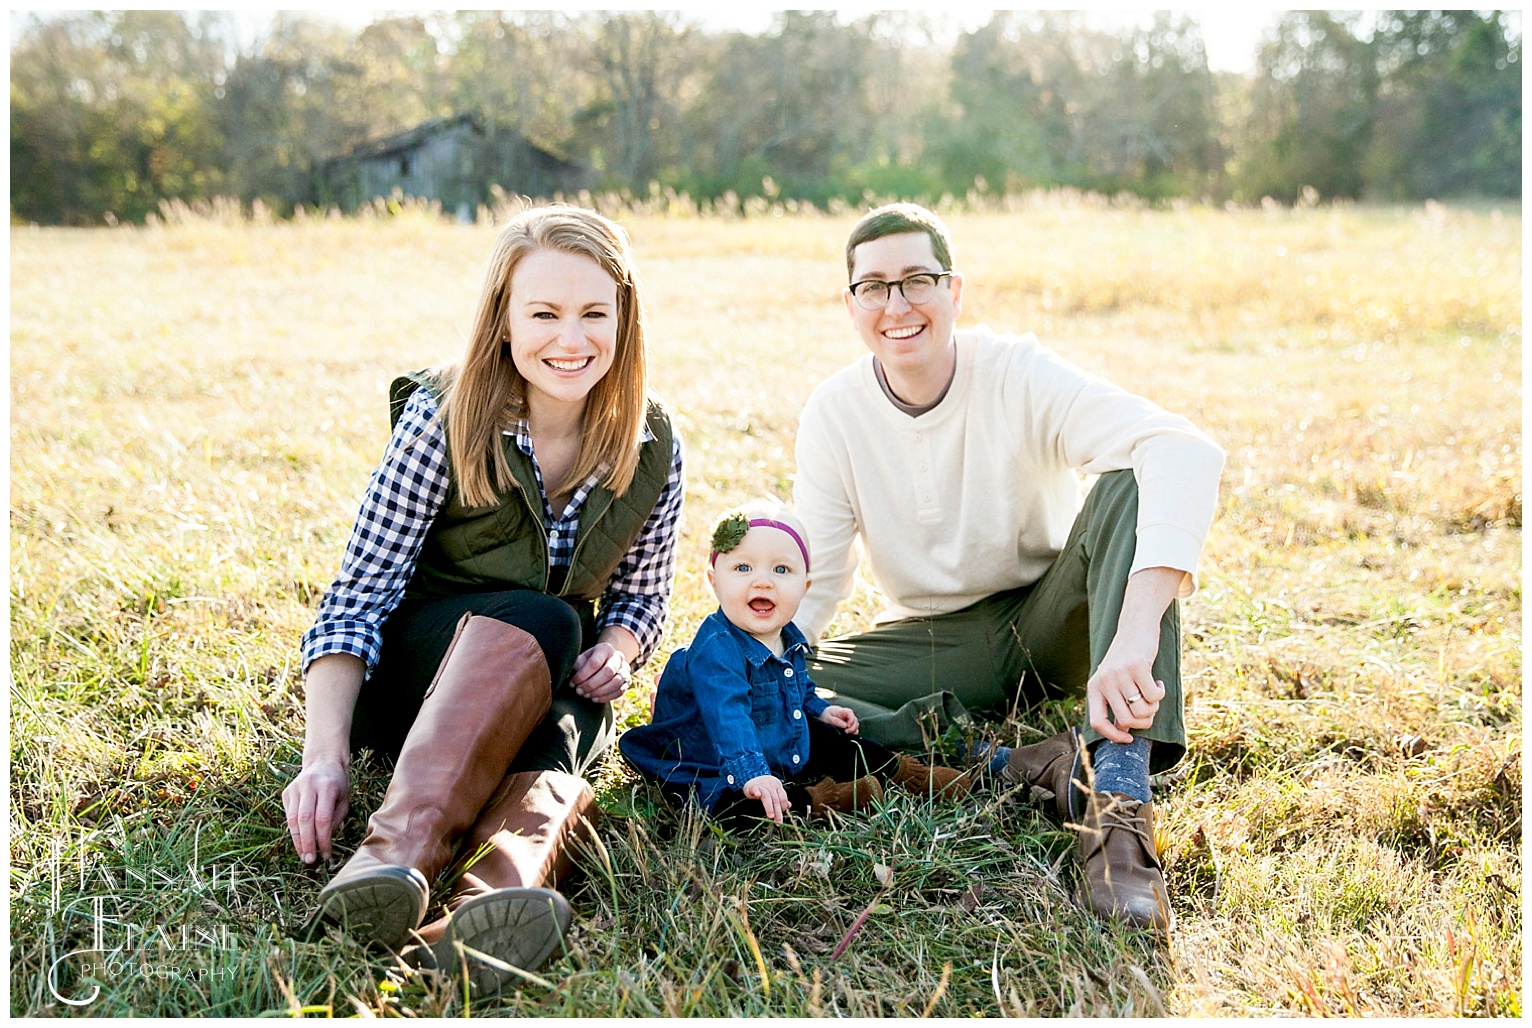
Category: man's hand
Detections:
[
  {"x1": 819, "y1": 705, "x2": 860, "y2": 734},
  {"x1": 572, "y1": 642, "x2": 632, "y2": 702},
  {"x1": 282, "y1": 758, "x2": 351, "y2": 865},
  {"x1": 1087, "y1": 636, "x2": 1164, "y2": 743},
  {"x1": 1088, "y1": 566, "x2": 1181, "y2": 743},
  {"x1": 743, "y1": 775, "x2": 791, "y2": 823}
]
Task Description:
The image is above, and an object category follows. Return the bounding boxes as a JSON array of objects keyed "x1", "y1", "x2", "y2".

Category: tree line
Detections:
[{"x1": 9, "y1": 9, "x2": 1521, "y2": 225}]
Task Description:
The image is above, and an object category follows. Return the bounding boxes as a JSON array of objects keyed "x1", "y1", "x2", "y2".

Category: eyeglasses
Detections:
[{"x1": 847, "y1": 271, "x2": 954, "y2": 311}]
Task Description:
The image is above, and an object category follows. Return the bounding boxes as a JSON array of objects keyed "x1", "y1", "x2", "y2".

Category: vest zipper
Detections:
[{"x1": 504, "y1": 477, "x2": 551, "y2": 593}]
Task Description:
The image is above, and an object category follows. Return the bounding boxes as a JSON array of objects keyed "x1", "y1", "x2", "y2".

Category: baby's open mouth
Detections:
[{"x1": 748, "y1": 598, "x2": 775, "y2": 613}]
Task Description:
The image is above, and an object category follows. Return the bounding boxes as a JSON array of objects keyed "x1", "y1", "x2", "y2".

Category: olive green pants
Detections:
[{"x1": 807, "y1": 470, "x2": 1185, "y2": 773}]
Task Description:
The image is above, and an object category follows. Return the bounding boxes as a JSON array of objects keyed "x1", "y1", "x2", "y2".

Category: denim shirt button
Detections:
[
  {"x1": 784, "y1": 668, "x2": 794, "y2": 677},
  {"x1": 793, "y1": 709, "x2": 802, "y2": 719},
  {"x1": 727, "y1": 775, "x2": 734, "y2": 784},
  {"x1": 791, "y1": 754, "x2": 800, "y2": 764}
]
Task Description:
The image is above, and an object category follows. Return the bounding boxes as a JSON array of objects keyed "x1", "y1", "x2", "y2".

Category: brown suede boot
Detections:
[
  {"x1": 314, "y1": 615, "x2": 553, "y2": 951},
  {"x1": 803, "y1": 775, "x2": 883, "y2": 816},
  {"x1": 1075, "y1": 791, "x2": 1173, "y2": 934},
  {"x1": 1001, "y1": 728, "x2": 1089, "y2": 822},
  {"x1": 408, "y1": 770, "x2": 597, "y2": 993},
  {"x1": 890, "y1": 754, "x2": 977, "y2": 800}
]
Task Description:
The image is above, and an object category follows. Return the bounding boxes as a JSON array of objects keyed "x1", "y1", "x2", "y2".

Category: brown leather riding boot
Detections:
[
  {"x1": 315, "y1": 615, "x2": 553, "y2": 950},
  {"x1": 1001, "y1": 728, "x2": 1089, "y2": 821},
  {"x1": 803, "y1": 775, "x2": 883, "y2": 816},
  {"x1": 408, "y1": 770, "x2": 597, "y2": 993},
  {"x1": 1075, "y1": 791, "x2": 1173, "y2": 934},
  {"x1": 890, "y1": 754, "x2": 977, "y2": 800}
]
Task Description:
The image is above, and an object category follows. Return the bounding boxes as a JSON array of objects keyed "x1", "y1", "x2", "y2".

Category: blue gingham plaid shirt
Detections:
[{"x1": 301, "y1": 387, "x2": 684, "y2": 675}]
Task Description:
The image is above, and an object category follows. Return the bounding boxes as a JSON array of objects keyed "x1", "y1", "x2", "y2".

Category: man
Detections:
[{"x1": 793, "y1": 203, "x2": 1224, "y2": 933}]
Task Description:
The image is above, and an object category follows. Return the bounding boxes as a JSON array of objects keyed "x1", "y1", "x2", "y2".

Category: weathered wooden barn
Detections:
[{"x1": 324, "y1": 113, "x2": 591, "y2": 218}]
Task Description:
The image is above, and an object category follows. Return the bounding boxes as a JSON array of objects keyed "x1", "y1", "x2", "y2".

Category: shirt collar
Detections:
[
  {"x1": 504, "y1": 418, "x2": 657, "y2": 448},
  {"x1": 713, "y1": 608, "x2": 810, "y2": 667}
]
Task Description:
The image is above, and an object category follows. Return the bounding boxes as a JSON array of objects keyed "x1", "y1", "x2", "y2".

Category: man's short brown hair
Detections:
[{"x1": 844, "y1": 202, "x2": 954, "y2": 281}]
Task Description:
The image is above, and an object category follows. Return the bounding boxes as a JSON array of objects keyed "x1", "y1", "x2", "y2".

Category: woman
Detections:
[{"x1": 282, "y1": 205, "x2": 682, "y2": 991}]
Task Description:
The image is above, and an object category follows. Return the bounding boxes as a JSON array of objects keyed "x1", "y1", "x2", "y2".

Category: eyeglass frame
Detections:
[{"x1": 847, "y1": 270, "x2": 956, "y2": 311}]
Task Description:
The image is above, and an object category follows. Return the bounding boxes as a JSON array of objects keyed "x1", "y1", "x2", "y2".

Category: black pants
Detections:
[
  {"x1": 349, "y1": 589, "x2": 614, "y2": 777},
  {"x1": 665, "y1": 719, "x2": 900, "y2": 833}
]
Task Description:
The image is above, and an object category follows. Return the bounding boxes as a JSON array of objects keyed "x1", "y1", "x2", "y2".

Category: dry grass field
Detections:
[{"x1": 9, "y1": 194, "x2": 1521, "y2": 1016}]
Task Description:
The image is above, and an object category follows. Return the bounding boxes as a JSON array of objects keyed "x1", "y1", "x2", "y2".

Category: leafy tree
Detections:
[
  {"x1": 216, "y1": 14, "x2": 367, "y2": 211},
  {"x1": 1366, "y1": 10, "x2": 1521, "y2": 198},
  {"x1": 11, "y1": 11, "x2": 229, "y2": 223},
  {"x1": 1105, "y1": 12, "x2": 1224, "y2": 196},
  {"x1": 934, "y1": 11, "x2": 1223, "y2": 199},
  {"x1": 803, "y1": 13, "x2": 946, "y2": 204},
  {"x1": 446, "y1": 12, "x2": 589, "y2": 159},
  {"x1": 934, "y1": 13, "x2": 1074, "y2": 195},
  {"x1": 682, "y1": 11, "x2": 877, "y2": 201},
  {"x1": 8, "y1": 8, "x2": 1521, "y2": 221},
  {"x1": 348, "y1": 14, "x2": 464, "y2": 137},
  {"x1": 574, "y1": 11, "x2": 697, "y2": 188},
  {"x1": 1235, "y1": 11, "x2": 1380, "y2": 202}
]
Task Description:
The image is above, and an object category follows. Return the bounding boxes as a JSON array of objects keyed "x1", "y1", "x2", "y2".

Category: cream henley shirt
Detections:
[{"x1": 792, "y1": 326, "x2": 1225, "y2": 645}]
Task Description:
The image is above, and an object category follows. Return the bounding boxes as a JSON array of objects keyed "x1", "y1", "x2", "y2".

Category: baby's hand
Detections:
[
  {"x1": 819, "y1": 705, "x2": 859, "y2": 734},
  {"x1": 743, "y1": 775, "x2": 790, "y2": 823}
]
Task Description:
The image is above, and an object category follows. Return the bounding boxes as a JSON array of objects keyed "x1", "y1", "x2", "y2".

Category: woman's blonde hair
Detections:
[{"x1": 443, "y1": 204, "x2": 648, "y2": 509}]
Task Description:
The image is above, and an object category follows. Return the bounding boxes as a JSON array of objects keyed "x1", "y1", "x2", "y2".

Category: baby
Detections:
[{"x1": 620, "y1": 500, "x2": 971, "y2": 830}]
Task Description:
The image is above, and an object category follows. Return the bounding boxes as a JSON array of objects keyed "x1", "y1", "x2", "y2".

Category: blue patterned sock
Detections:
[
  {"x1": 1090, "y1": 736, "x2": 1152, "y2": 803},
  {"x1": 967, "y1": 741, "x2": 1013, "y2": 775}
]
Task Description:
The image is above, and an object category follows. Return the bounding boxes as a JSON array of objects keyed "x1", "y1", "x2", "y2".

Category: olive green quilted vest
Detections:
[{"x1": 388, "y1": 370, "x2": 673, "y2": 603}]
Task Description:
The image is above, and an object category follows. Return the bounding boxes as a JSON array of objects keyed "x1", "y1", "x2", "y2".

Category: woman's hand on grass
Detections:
[
  {"x1": 282, "y1": 758, "x2": 351, "y2": 865},
  {"x1": 743, "y1": 774, "x2": 790, "y2": 823}
]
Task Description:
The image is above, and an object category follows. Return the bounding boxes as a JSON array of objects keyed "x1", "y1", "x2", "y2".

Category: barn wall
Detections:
[
  {"x1": 327, "y1": 119, "x2": 591, "y2": 213},
  {"x1": 354, "y1": 124, "x2": 479, "y2": 212}
]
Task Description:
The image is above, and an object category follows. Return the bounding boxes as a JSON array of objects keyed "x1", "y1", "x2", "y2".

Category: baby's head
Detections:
[{"x1": 706, "y1": 500, "x2": 813, "y2": 645}]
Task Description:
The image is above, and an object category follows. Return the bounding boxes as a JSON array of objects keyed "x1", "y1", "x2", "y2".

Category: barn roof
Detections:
[
  {"x1": 341, "y1": 113, "x2": 483, "y2": 163},
  {"x1": 331, "y1": 113, "x2": 582, "y2": 172}
]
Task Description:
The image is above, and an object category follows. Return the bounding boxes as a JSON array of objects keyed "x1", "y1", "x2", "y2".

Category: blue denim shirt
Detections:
[{"x1": 619, "y1": 608, "x2": 830, "y2": 812}]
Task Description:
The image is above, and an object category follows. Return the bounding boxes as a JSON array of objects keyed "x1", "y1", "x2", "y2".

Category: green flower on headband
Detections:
[{"x1": 710, "y1": 510, "x2": 751, "y2": 554}]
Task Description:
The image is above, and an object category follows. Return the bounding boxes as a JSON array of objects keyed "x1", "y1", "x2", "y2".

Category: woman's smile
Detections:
[{"x1": 506, "y1": 248, "x2": 619, "y2": 414}]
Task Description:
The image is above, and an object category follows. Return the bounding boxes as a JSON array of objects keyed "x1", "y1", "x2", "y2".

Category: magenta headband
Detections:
[{"x1": 709, "y1": 518, "x2": 811, "y2": 572}]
